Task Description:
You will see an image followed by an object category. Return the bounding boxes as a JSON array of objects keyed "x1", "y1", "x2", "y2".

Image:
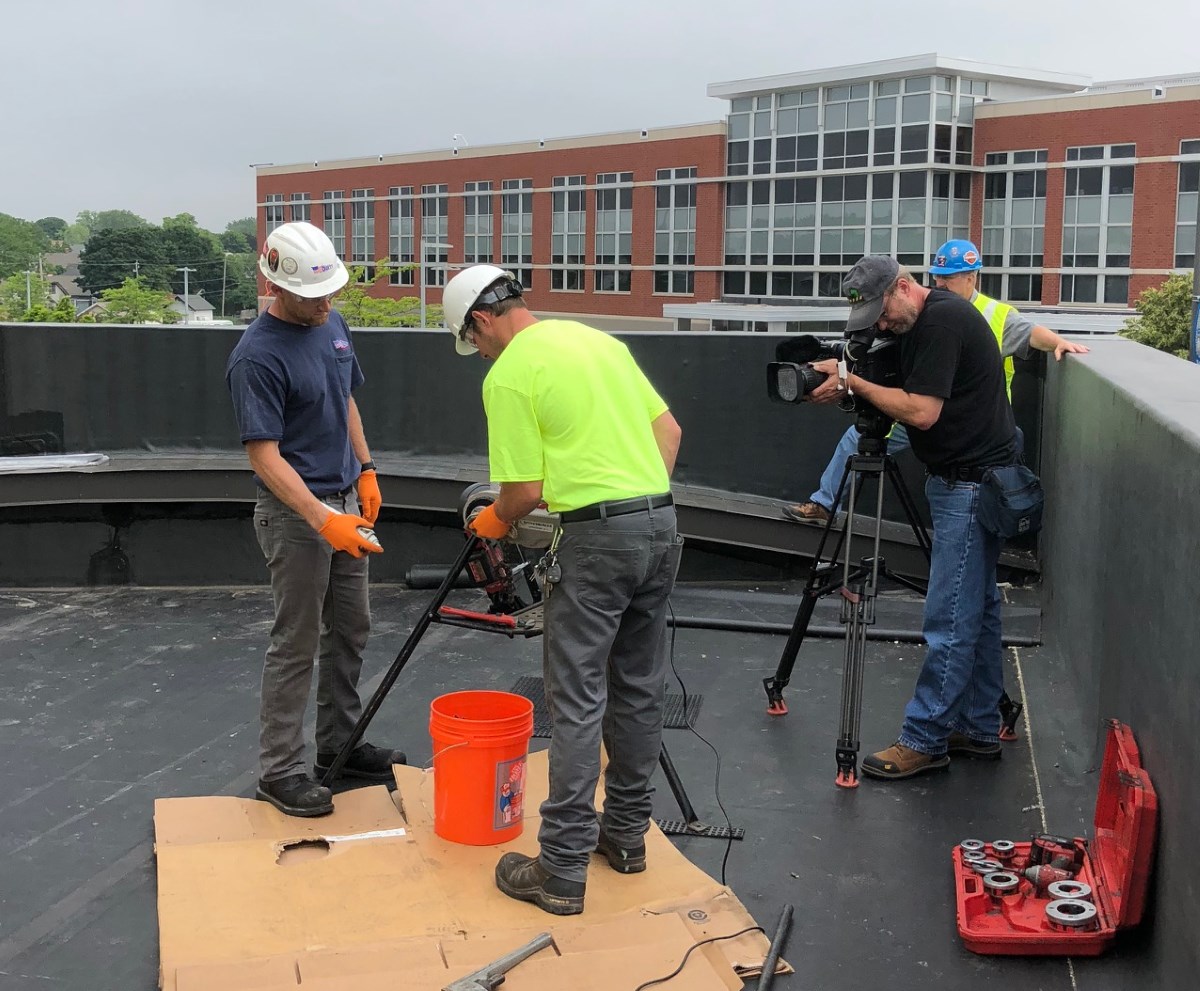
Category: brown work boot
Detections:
[
  {"x1": 861, "y1": 742, "x2": 950, "y2": 780},
  {"x1": 494, "y1": 852, "x2": 585, "y2": 916},
  {"x1": 781, "y1": 501, "x2": 833, "y2": 524},
  {"x1": 947, "y1": 732, "x2": 1002, "y2": 760}
]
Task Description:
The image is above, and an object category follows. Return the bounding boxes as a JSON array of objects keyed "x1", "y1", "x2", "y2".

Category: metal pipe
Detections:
[
  {"x1": 755, "y1": 903, "x2": 793, "y2": 991},
  {"x1": 666, "y1": 614, "x2": 1040, "y2": 647}
]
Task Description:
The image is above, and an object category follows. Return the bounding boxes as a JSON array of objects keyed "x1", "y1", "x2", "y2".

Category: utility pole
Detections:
[
  {"x1": 24, "y1": 270, "x2": 32, "y2": 312},
  {"x1": 177, "y1": 266, "x2": 197, "y2": 325},
  {"x1": 134, "y1": 259, "x2": 140, "y2": 279},
  {"x1": 221, "y1": 252, "x2": 231, "y2": 319}
]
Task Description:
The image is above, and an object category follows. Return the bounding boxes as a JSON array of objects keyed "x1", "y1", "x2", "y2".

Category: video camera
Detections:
[{"x1": 766, "y1": 326, "x2": 900, "y2": 440}]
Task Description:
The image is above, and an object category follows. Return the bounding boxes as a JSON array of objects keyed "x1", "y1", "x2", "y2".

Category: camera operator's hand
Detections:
[{"x1": 805, "y1": 359, "x2": 846, "y2": 405}]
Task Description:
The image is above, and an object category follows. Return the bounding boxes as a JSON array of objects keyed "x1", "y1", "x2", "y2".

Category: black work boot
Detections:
[
  {"x1": 494, "y1": 852, "x2": 585, "y2": 916},
  {"x1": 256, "y1": 773, "x2": 334, "y2": 817},
  {"x1": 314, "y1": 742, "x2": 407, "y2": 782},
  {"x1": 594, "y1": 830, "x2": 647, "y2": 874}
]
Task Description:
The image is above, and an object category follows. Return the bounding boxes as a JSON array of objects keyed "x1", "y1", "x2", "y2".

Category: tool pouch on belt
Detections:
[{"x1": 977, "y1": 463, "x2": 1044, "y2": 539}]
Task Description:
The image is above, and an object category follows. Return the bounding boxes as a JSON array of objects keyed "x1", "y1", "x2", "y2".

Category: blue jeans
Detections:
[
  {"x1": 811, "y1": 424, "x2": 911, "y2": 512},
  {"x1": 898, "y1": 476, "x2": 1004, "y2": 754}
]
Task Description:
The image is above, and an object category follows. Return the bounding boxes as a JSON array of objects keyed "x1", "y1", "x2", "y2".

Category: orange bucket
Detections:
[{"x1": 429, "y1": 690, "x2": 534, "y2": 845}]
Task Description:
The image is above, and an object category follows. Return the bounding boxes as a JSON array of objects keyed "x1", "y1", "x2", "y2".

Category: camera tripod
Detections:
[
  {"x1": 322, "y1": 530, "x2": 741, "y2": 841},
  {"x1": 762, "y1": 432, "x2": 1024, "y2": 787}
]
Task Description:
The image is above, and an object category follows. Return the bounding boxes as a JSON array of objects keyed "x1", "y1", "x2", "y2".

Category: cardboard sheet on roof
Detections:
[{"x1": 155, "y1": 750, "x2": 786, "y2": 990}]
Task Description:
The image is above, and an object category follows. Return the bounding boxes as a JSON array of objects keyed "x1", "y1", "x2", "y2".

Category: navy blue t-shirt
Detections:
[{"x1": 225, "y1": 309, "x2": 365, "y2": 497}]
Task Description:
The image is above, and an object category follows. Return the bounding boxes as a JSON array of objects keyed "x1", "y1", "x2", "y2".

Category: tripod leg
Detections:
[
  {"x1": 319, "y1": 533, "x2": 481, "y2": 786},
  {"x1": 763, "y1": 463, "x2": 853, "y2": 715},
  {"x1": 654, "y1": 741, "x2": 745, "y2": 840},
  {"x1": 884, "y1": 456, "x2": 933, "y2": 563},
  {"x1": 998, "y1": 691, "x2": 1023, "y2": 741}
]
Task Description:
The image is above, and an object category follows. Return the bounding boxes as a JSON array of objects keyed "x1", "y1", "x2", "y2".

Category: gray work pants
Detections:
[
  {"x1": 537, "y1": 501, "x2": 683, "y2": 883},
  {"x1": 253, "y1": 487, "x2": 371, "y2": 781}
]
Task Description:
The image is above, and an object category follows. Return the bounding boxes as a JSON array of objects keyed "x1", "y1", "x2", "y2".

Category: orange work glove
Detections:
[
  {"x1": 318, "y1": 512, "x2": 384, "y2": 557},
  {"x1": 467, "y1": 504, "x2": 512, "y2": 541},
  {"x1": 357, "y1": 469, "x2": 382, "y2": 525}
]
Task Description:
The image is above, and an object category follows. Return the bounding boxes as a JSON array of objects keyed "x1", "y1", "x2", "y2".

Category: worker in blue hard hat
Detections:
[{"x1": 783, "y1": 239, "x2": 1089, "y2": 528}]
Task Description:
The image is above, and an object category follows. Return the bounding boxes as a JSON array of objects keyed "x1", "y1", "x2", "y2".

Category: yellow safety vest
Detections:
[{"x1": 971, "y1": 292, "x2": 1016, "y2": 399}]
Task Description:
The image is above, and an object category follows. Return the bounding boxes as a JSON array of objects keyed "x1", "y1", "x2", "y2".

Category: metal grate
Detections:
[{"x1": 510, "y1": 675, "x2": 703, "y2": 739}]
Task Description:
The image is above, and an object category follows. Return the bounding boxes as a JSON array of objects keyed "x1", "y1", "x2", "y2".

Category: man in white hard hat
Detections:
[
  {"x1": 444, "y1": 265, "x2": 683, "y2": 915},
  {"x1": 225, "y1": 221, "x2": 404, "y2": 817}
]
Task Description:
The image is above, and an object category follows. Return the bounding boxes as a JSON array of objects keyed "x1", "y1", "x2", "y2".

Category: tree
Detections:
[
  {"x1": 221, "y1": 217, "x2": 257, "y2": 254},
  {"x1": 1120, "y1": 274, "x2": 1193, "y2": 358},
  {"x1": 160, "y1": 213, "x2": 224, "y2": 296},
  {"x1": 98, "y1": 277, "x2": 175, "y2": 324},
  {"x1": 21, "y1": 304, "x2": 54, "y2": 322},
  {"x1": 36, "y1": 216, "x2": 68, "y2": 241},
  {"x1": 79, "y1": 226, "x2": 171, "y2": 293},
  {"x1": 0, "y1": 271, "x2": 50, "y2": 319},
  {"x1": 63, "y1": 221, "x2": 90, "y2": 246},
  {"x1": 0, "y1": 213, "x2": 49, "y2": 280},
  {"x1": 336, "y1": 261, "x2": 435, "y2": 327},
  {"x1": 49, "y1": 297, "x2": 76, "y2": 322},
  {"x1": 77, "y1": 209, "x2": 148, "y2": 233},
  {"x1": 220, "y1": 251, "x2": 260, "y2": 317}
]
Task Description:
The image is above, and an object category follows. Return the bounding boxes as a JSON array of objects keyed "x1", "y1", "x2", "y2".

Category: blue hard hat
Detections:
[{"x1": 930, "y1": 239, "x2": 982, "y2": 275}]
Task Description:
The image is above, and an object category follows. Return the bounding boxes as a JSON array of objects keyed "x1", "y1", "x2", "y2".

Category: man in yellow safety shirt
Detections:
[{"x1": 442, "y1": 265, "x2": 684, "y2": 915}]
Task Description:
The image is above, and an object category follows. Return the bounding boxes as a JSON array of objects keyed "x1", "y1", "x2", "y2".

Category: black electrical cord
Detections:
[
  {"x1": 665, "y1": 597, "x2": 736, "y2": 886},
  {"x1": 632, "y1": 925, "x2": 765, "y2": 991}
]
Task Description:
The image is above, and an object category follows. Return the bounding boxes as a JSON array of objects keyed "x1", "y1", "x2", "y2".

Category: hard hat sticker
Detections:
[
  {"x1": 267, "y1": 248, "x2": 280, "y2": 272},
  {"x1": 281, "y1": 256, "x2": 298, "y2": 275}
]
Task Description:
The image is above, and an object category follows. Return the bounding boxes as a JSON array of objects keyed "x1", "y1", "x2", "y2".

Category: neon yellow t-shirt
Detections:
[{"x1": 482, "y1": 319, "x2": 671, "y2": 512}]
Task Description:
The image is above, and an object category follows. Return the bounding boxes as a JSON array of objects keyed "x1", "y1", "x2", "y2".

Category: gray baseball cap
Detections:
[{"x1": 842, "y1": 255, "x2": 900, "y2": 332}]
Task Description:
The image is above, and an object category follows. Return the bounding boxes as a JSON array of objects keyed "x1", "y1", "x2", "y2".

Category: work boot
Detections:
[
  {"x1": 315, "y1": 742, "x2": 407, "y2": 782},
  {"x1": 861, "y1": 742, "x2": 950, "y2": 780},
  {"x1": 947, "y1": 732, "x2": 1003, "y2": 760},
  {"x1": 494, "y1": 852, "x2": 585, "y2": 916},
  {"x1": 781, "y1": 501, "x2": 833, "y2": 524},
  {"x1": 256, "y1": 773, "x2": 334, "y2": 817},
  {"x1": 594, "y1": 830, "x2": 647, "y2": 874}
]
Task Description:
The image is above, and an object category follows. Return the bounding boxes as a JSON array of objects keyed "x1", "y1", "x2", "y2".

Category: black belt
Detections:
[
  {"x1": 560, "y1": 493, "x2": 674, "y2": 523},
  {"x1": 929, "y1": 465, "x2": 989, "y2": 484}
]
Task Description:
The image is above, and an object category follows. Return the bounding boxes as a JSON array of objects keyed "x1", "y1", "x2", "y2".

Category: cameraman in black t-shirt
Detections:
[{"x1": 806, "y1": 255, "x2": 1018, "y2": 780}]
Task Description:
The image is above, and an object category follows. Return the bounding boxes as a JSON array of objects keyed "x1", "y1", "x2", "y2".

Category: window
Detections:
[
  {"x1": 1175, "y1": 139, "x2": 1200, "y2": 268},
  {"x1": 551, "y1": 175, "x2": 586, "y2": 291},
  {"x1": 501, "y1": 179, "x2": 533, "y2": 289},
  {"x1": 388, "y1": 186, "x2": 414, "y2": 287},
  {"x1": 655, "y1": 167, "x2": 696, "y2": 295},
  {"x1": 982, "y1": 150, "x2": 1048, "y2": 300},
  {"x1": 323, "y1": 191, "x2": 345, "y2": 256},
  {"x1": 595, "y1": 172, "x2": 632, "y2": 292},
  {"x1": 1062, "y1": 144, "x2": 1135, "y2": 303},
  {"x1": 265, "y1": 193, "x2": 284, "y2": 234},
  {"x1": 350, "y1": 188, "x2": 375, "y2": 279},
  {"x1": 288, "y1": 193, "x2": 310, "y2": 223},
  {"x1": 421, "y1": 184, "x2": 449, "y2": 287},
  {"x1": 464, "y1": 181, "x2": 493, "y2": 264}
]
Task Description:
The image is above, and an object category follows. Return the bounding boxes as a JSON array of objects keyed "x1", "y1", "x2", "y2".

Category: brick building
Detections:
[{"x1": 255, "y1": 55, "x2": 1200, "y2": 328}]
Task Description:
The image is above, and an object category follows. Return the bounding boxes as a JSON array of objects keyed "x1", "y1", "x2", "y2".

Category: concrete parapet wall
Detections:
[{"x1": 1041, "y1": 338, "x2": 1200, "y2": 985}]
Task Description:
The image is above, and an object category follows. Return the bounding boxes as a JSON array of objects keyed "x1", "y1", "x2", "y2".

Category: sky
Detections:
[{"x1": 3, "y1": 0, "x2": 1195, "y2": 234}]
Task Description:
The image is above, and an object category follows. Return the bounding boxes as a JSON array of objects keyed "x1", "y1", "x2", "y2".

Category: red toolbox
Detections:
[{"x1": 953, "y1": 719, "x2": 1157, "y2": 955}]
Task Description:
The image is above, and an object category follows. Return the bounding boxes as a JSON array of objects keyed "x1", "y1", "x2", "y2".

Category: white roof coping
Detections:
[
  {"x1": 663, "y1": 301, "x2": 1131, "y2": 334},
  {"x1": 707, "y1": 53, "x2": 1088, "y2": 100}
]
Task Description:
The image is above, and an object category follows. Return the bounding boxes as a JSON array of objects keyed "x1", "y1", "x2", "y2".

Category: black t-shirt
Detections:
[{"x1": 898, "y1": 288, "x2": 1017, "y2": 470}]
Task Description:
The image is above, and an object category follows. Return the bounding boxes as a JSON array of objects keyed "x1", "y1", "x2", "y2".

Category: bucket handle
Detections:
[{"x1": 425, "y1": 739, "x2": 469, "y2": 769}]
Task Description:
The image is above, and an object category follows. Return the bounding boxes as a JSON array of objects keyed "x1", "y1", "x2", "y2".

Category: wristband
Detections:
[{"x1": 360, "y1": 460, "x2": 377, "y2": 472}]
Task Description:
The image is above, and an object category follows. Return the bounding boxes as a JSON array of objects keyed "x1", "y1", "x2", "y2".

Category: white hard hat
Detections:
[
  {"x1": 258, "y1": 222, "x2": 349, "y2": 298},
  {"x1": 443, "y1": 264, "x2": 522, "y2": 355}
]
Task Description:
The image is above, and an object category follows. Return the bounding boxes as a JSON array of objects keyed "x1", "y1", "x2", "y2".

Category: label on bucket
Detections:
[{"x1": 495, "y1": 755, "x2": 527, "y2": 830}]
